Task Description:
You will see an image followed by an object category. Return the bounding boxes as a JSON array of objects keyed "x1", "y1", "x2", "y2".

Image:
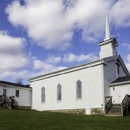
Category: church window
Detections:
[
  {"x1": 76, "y1": 80, "x2": 82, "y2": 99},
  {"x1": 16, "y1": 90, "x2": 19, "y2": 97},
  {"x1": 113, "y1": 87, "x2": 115, "y2": 91},
  {"x1": 57, "y1": 84, "x2": 62, "y2": 101},
  {"x1": 41, "y1": 87, "x2": 45, "y2": 102}
]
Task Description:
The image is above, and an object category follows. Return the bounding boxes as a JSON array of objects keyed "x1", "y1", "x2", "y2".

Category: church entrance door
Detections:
[{"x1": 119, "y1": 87, "x2": 127, "y2": 103}]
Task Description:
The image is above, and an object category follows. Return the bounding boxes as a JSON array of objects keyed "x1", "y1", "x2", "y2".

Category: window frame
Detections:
[
  {"x1": 41, "y1": 87, "x2": 45, "y2": 103},
  {"x1": 76, "y1": 80, "x2": 82, "y2": 100},
  {"x1": 57, "y1": 84, "x2": 62, "y2": 101},
  {"x1": 16, "y1": 90, "x2": 19, "y2": 97}
]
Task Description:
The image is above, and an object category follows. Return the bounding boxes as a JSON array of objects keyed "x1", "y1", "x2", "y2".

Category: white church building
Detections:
[
  {"x1": 29, "y1": 15, "x2": 130, "y2": 116},
  {"x1": 1, "y1": 14, "x2": 130, "y2": 116}
]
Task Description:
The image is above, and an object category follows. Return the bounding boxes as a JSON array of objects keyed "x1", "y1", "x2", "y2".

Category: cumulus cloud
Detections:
[
  {"x1": 5, "y1": 0, "x2": 130, "y2": 50},
  {"x1": 5, "y1": 0, "x2": 73, "y2": 50},
  {"x1": 5, "y1": 0, "x2": 113, "y2": 50},
  {"x1": 0, "y1": 31, "x2": 29, "y2": 79},
  {"x1": 0, "y1": 70, "x2": 30, "y2": 80},
  {"x1": 0, "y1": 31, "x2": 29, "y2": 71},
  {"x1": 110, "y1": 0, "x2": 130, "y2": 28},
  {"x1": 33, "y1": 59, "x2": 66, "y2": 74},
  {"x1": 3, "y1": 0, "x2": 130, "y2": 82},
  {"x1": 122, "y1": 43, "x2": 130, "y2": 50},
  {"x1": 46, "y1": 55, "x2": 61, "y2": 64},
  {"x1": 125, "y1": 54, "x2": 130, "y2": 72},
  {"x1": 32, "y1": 52, "x2": 98, "y2": 76},
  {"x1": 63, "y1": 52, "x2": 98, "y2": 63},
  {"x1": 33, "y1": 60, "x2": 53, "y2": 71},
  {"x1": 0, "y1": 32, "x2": 64, "y2": 80},
  {"x1": 0, "y1": 30, "x2": 98, "y2": 80}
]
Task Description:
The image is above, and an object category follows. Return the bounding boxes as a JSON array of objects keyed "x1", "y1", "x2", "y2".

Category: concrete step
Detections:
[{"x1": 106, "y1": 104, "x2": 122, "y2": 116}]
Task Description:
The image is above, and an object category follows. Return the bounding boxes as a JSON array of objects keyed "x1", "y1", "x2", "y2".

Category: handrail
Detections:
[
  {"x1": 0, "y1": 95, "x2": 6, "y2": 102},
  {"x1": 9, "y1": 96, "x2": 18, "y2": 108},
  {"x1": 0, "y1": 95, "x2": 19, "y2": 109},
  {"x1": 105, "y1": 96, "x2": 113, "y2": 114},
  {"x1": 121, "y1": 94, "x2": 130, "y2": 116},
  {"x1": 5, "y1": 96, "x2": 11, "y2": 110}
]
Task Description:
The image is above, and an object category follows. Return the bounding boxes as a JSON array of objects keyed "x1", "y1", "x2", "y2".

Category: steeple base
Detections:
[{"x1": 98, "y1": 38, "x2": 118, "y2": 59}]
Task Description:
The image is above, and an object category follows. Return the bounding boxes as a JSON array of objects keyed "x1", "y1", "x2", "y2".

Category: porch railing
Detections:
[
  {"x1": 105, "y1": 96, "x2": 113, "y2": 114},
  {"x1": 9, "y1": 96, "x2": 18, "y2": 108},
  {"x1": 5, "y1": 96, "x2": 11, "y2": 110},
  {"x1": 121, "y1": 94, "x2": 130, "y2": 116},
  {"x1": 0, "y1": 95, "x2": 5, "y2": 103}
]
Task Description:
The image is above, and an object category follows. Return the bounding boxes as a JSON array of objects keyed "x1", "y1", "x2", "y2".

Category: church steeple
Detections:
[
  {"x1": 98, "y1": 12, "x2": 118, "y2": 59},
  {"x1": 104, "y1": 12, "x2": 110, "y2": 41}
]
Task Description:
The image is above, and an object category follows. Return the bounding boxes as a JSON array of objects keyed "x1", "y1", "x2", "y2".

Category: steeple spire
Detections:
[{"x1": 104, "y1": 12, "x2": 110, "y2": 41}]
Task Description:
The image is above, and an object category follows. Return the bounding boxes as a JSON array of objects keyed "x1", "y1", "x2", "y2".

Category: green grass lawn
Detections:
[{"x1": 0, "y1": 110, "x2": 130, "y2": 130}]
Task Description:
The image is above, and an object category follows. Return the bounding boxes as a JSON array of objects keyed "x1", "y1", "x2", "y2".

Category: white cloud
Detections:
[
  {"x1": 110, "y1": 0, "x2": 130, "y2": 28},
  {"x1": 32, "y1": 54, "x2": 66, "y2": 74},
  {"x1": 5, "y1": 0, "x2": 113, "y2": 50},
  {"x1": 33, "y1": 59, "x2": 66, "y2": 74},
  {"x1": 63, "y1": 53, "x2": 77, "y2": 63},
  {"x1": 63, "y1": 52, "x2": 98, "y2": 63},
  {"x1": 5, "y1": 0, "x2": 130, "y2": 50},
  {"x1": 122, "y1": 43, "x2": 130, "y2": 50},
  {"x1": 5, "y1": 0, "x2": 73, "y2": 50},
  {"x1": 32, "y1": 52, "x2": 98, "y2": 76},
  {"x1": 0, "y1": 70, "x2": 30, "y2": 79},
  {"x1": 33, "y1": 60, "x2": 53, "y2": 71},
  {"x1": 0, "y1": 31, "x2": 29, "y2": 71},
  {"x1": 3, "y1": 0, "x2": 130, "y2": 83},
  {"x1": 125, "y1": 54, "x2": 130, "y2": 72},
  {"x1": 46, "y1": 55, "x2": 61, "y2": 64},
  {"x1": 0, "y1": 31, "x2": 29, "y2": 79}
]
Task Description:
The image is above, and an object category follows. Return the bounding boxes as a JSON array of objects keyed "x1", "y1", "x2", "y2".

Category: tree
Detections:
[{"x1": 15, "y1": 77, "x2": 23, "y2": 85}]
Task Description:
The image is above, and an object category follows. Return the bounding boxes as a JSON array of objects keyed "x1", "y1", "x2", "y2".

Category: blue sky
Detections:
[{"x1": 0, "y1": 0, "x2": 130, "y2": 84}]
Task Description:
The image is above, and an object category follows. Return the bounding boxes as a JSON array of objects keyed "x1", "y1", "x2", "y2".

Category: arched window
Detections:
[
  {"x1": 57, "y1": 84, "x2": 62, "y2": 101},
  {"x1": 41, "y1": 87, "x2": 45, "y2": 102},
  {"x1": 76, "y1": 80, "x2": 82, "y2": 99}
]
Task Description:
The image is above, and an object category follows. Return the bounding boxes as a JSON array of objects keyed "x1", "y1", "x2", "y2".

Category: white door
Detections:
[
  {"x1": 119, "y1": 87, "x2": 127, "y2": 103},
  {"x1": 3, "y1": 89, "x2": 7, "y2": 95}
]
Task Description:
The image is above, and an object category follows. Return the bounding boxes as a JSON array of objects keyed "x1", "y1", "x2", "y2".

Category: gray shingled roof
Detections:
[
  {"x1": 0, "y1": 80, "x2": 30, "y2": 88},
  {"x1": 111, "y1": 76, "x2": 130, "y2": 84}
]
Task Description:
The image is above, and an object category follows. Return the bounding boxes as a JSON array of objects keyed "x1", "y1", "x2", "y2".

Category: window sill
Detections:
[
  {"x1": 41, "y1": 102, "x2": 46, "y2": 104},
  {"x1": 76, "y1": 99, "x2": 83, "y2": 101},
  {"x1": 57, "y1": 101, "x2": 62, "y2": 103}
]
